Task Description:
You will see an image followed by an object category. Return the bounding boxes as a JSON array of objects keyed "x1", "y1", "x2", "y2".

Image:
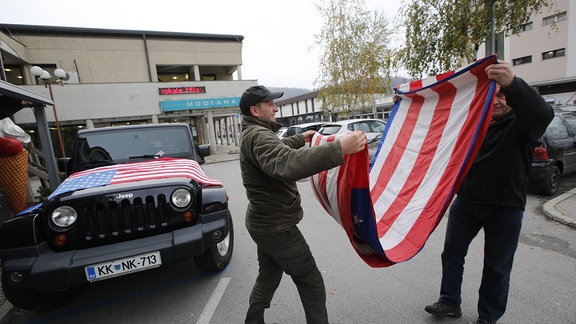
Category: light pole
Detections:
[{"x1": 30, "y1": 66, "x2": 67, "y2": 158}]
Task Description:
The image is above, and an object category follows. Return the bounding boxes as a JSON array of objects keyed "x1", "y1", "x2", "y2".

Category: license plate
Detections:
[{"x1": 85, "y1": 251, "x2": 162, "y2": 282}]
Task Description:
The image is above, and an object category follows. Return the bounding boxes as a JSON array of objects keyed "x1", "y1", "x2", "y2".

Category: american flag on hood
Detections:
[
  {"x1": 17, "y1": 158, "x2": 222, "y2": 216},
  {"x1": 50, "y1": 157, "x2": 222, "y2": 198},
  {"x1": 310, "y1": 55, "x2": 497, "y2": 267}
]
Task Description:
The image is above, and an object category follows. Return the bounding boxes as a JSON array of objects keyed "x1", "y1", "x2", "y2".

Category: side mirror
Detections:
[{"x1": 197, "y1": 144, "x2": 211, "y2": 158}]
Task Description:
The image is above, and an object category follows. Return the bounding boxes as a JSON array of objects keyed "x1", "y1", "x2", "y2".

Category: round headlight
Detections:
[
  {"x1": 171, "y1": 189, "x2": 192, "y2": 208},
  {"x1": 51, "y1": 206, "x2": 78, "y2": 227}
]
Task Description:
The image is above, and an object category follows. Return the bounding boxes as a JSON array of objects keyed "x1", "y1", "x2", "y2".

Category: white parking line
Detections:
[{"x1": 195, "y1": 277, "x2": 231, "y2": 324}]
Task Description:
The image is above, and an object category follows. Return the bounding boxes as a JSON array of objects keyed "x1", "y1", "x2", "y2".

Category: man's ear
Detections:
[{"x1": 250, "y1": 105, "x2": 259, "y2": 117}]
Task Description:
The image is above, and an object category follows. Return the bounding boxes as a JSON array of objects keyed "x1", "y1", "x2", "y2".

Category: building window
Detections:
[
  {"x1": 201, "y1": 74, "x2": 216, "y2": 81},
  {"x1": 513, "y1": 56, "x2": 532, "y2": 66},
  {"x1": 542, "y1": 48, "x2": 565, "y2": 60},
  {"x1": 519, "y1": 22, "x2": 533, "y2": 32},
  {"x1": 156, "y1": 65, "x2": 191, "y2": 82},
  {"x1": 158, "y1": 73, "x2": 189, "y2": 82},
  {"x1": 543, "y1": 11, "x2": 567, "y2": 26},
  {"x1": 3, "y1": 65, "x2": 24, "y2": 85}
]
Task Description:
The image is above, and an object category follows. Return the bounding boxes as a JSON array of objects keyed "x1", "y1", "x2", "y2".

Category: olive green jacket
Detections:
[{"x1": 239, "y1": 116, "x2": 343, "y2": 235}]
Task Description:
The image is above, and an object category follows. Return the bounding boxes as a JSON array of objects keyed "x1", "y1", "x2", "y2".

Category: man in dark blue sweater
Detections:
[{"x1": 424, "y1": 61, "x2": 554, "y2": 324}]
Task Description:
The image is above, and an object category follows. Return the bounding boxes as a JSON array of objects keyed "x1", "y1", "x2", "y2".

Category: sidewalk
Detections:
[
  {"x1": 542, "y1": 187, "x2": 576, "y2": 228},
  {"x1": 202, "y1": 145, "x2": 239, "y2": 164}
]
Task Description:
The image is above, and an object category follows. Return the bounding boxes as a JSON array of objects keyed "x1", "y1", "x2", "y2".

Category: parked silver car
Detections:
[{"x1": 318, "y1": 118, "x2": 387, "y2": 141}]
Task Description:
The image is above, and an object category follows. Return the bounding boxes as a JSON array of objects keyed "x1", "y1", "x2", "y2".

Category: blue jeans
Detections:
[
  {"x1": 438, "y1": 196, "x2": 523, "y2": 322},
  {"x1": 245, "y1": 226, "x2": 328, "y2": 324}
]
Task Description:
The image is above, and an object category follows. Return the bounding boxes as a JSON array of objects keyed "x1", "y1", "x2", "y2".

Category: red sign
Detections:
[{"x1": 159, "y1": 86, "x2": 206, "y2": 95}]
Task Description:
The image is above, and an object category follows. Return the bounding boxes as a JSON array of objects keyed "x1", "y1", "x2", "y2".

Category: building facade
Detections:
[
  {"x1": 0, "y1": 24, "x2": 254, "y2": 157},
  {"x1": 477, "y1": 0, "x2": 576, "y2": 107}
]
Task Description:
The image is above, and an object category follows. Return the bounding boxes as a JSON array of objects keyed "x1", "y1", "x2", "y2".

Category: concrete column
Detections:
[
  {"x1": 202, "y1": 117, "x2": 209, "y2": 144},
  {"x1": 151, "y1": 115, "x2": 159, "y2": 124},
  {"x1": 206, "y1": 111, "x2": 216, "y2": 154},
  {"x1": 234, "y1": 114, "x2": 241, "y2": 146},
  {"x1": 236, "y1": 65, "x2": 242, "y2": 80},
  {"x1": 194, "y1": 65, "x2": 200, "y2": 81},
  {"x1": 214, "y1": 119, "x2": 220, "y2": 144},
  {"x1": 225, "y1": 117, "x2": 231, "y2": 146},
  {"x1": 86, "y1": 119, "x2": 94, "y2": 129}
]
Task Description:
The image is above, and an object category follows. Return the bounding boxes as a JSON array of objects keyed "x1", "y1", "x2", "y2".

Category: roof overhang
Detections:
[{"x1": 0, "y1": 79, "x2": 52, "y2": 104}]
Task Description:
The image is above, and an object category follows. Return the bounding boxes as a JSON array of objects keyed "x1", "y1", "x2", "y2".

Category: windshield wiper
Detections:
[{"x1": 129, "y1": 151, "x2": 165, "y2": 159}]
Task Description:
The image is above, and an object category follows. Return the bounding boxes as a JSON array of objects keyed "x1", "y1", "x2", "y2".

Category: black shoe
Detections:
[
  {"x1": 476, "y1": 319, "x2": 493, "y2": 324},
  {"x1": 424, "y1": 302, "x2": 462, "y2": 318}
]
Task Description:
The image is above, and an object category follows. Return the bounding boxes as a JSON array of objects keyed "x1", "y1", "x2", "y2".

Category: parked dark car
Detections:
[{"x1": 530, "y1": 110, "x2": 576, "y2": 196}]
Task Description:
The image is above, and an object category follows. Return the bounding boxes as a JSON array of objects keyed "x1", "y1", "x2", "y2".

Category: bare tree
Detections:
[
  {"x1": 314, "y1": 0, "x2": 394, "y2": 115},
  {"x1": 396, "y1": 0, "x2": 553, "y2": 78}
]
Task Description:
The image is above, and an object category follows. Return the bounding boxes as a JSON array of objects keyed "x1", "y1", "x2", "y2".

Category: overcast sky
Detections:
[{"x1": 0, "y1": 0, "x2": 403, "y2": 90}]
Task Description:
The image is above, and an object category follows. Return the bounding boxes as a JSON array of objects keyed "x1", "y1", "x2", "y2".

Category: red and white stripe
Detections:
[
  {"x1": 310, "y1": 55, "x2": 497, "y2": 267},
  {"x1": 69, "y1": 157, "x2": 222, "y2": 187}
]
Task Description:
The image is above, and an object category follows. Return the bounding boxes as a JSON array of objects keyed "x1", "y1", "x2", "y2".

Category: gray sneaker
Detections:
[{"x1": 424, "y1": 302, "x2": 462, "y2": 317}]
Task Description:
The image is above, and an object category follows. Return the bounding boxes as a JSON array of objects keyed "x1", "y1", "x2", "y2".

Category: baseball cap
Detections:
[{"x1": 239, "y1": 85, "x2": 284, "y2": 115}]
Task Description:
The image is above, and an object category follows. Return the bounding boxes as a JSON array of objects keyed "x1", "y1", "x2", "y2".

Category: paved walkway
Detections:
[
  {"x1": 203, "y1": 145, "x2": 239, "y2": 164},
  {"x1": 542, "y1": 187, "x2": 576, "y2": 228}
]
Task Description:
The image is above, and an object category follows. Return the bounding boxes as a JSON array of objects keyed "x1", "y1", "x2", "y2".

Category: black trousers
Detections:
[
  {"x1": 245, "y1": 226, "x2": 328, "y2": 324},
  {"x1": 438, "y1": 197, "x2": 523, "y2": 322}
]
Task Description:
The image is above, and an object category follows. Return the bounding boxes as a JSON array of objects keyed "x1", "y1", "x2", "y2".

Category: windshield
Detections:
[
  {"x1": 319, "y1": 125, "x2": 342, "y2": 135},
  {"x1": 75, "y1": 127, "x2": 193, "y2": 165}
]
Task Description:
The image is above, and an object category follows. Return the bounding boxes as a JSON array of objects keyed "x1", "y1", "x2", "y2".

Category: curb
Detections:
[{"x1": 542, "y1": 188, "x2": 576, "y2": 228}]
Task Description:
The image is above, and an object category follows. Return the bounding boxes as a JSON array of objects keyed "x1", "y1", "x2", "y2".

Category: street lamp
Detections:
[{"x1": 30, "y1": 66, "x2": 67, "y2": 158}]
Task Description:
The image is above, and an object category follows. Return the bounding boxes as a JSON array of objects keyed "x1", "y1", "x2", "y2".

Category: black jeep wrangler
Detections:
[{"x1": 0, "y1": 123, "x2": 233, "y2": 311}]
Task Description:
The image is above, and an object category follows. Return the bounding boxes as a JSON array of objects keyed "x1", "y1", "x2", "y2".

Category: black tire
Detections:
[
  {"x1": 1, "y1": 272, "x2": 87, "y2": 311},
  {"x1": 194, "y1": 212, "x2": 234, "y2": 272},
  {"x1": 538, "y1": 165, "x2": 560, "y2": 196}
]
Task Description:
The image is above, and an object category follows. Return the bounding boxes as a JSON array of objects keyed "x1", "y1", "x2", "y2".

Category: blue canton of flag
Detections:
[{"x1": 49, "y1": 170, "x2": 117, "y2": 198}]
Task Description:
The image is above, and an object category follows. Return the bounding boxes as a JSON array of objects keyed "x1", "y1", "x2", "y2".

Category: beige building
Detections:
[
  {"x1": 477, "y1": 0, "x2": 576, "y2": 107},
  {"x1": 0, "y1": 24, "x2": 255, "y2": 156}
]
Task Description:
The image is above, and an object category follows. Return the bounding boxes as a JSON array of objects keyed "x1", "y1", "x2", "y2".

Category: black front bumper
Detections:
[{"x1": 1, "y1": 210, "x2": 228, "y2": 291}]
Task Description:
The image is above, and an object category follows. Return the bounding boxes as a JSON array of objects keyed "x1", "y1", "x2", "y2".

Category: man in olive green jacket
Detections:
[{"x1": 239, "y1": 85, "x2": 366, "y2": 324}]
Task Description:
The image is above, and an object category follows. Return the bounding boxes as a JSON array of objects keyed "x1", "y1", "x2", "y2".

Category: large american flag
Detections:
[
  {"x1": 310, "y1": 55, "x2": 497, "y2": 267},
  {"x1": 50, "y1": 157, "x2": 222, "y2": 198}
]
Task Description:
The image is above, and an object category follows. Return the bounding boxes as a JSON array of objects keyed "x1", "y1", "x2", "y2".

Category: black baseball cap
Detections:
[{"x1": 239, "y1": 85, "x2": 284, "y2": 115}]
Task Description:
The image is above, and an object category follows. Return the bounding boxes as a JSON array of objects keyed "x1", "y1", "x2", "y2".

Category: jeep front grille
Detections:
[
  {"x1": 81, "y1": 195, "x2": 171, "y2": 241},
  {"x1": 43, "y1": 192, "x2": 197, "y2": 251}
]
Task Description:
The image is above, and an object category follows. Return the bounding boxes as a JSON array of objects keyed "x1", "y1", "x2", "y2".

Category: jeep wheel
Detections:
[
  {"x1": 194, "y1": 213, "x2": 234, "y2": 272},
  {"x1": 1, "y1": 272, "x2": 87, "y2": 311},
  {"x1": 538, "y1": 165, "x2": 560, "y2": 196}
]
